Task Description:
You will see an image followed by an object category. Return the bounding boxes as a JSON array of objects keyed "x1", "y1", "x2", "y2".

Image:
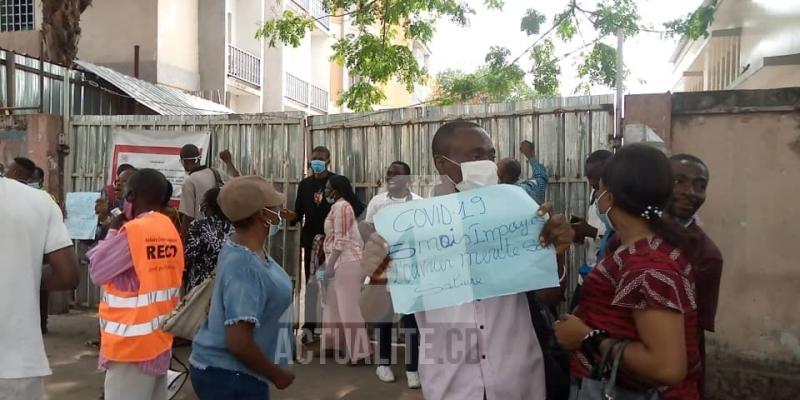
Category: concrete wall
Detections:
[
  {"x1": 624, "y1": 93, "x2": 672, "y2": 146},
  {"x1": 0, "y1": 31, "x2": 42, "y2": 58},
  {"x1": 157, "y1": 0, "x2": 200, "y2": 90},
  {"x1": 262, "y1": 0, "x2": 285, "y2": 112},
  {"x1": 668, "y1": 88, "x2": 800, "y2": 398},
  {"x1": 78, "y1": 0, "x2": 159, "y2": 83},
  {"x1": 232, "y1": 0, "x2": 263, "y2": 54},
  {"x1": 198, "y1": 0, "x2": 226, "y2": 94},
  {"x1": 0, "y1": 114, "x2": 63, "y2": 200}
]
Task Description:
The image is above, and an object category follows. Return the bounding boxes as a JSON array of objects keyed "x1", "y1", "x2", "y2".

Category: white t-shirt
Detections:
[
  {"x1": 179, "y1": 167, "x2": 228, "y2": 219},
  {"x1": 0, "y1": 178, "x2": 72, "y2": 379},
  {"x1": 584, "y1": 201, "x2": 608, "y2": 267},
  {"x1": 364, "y1": 191, "x2": 423, "y2": 224}
]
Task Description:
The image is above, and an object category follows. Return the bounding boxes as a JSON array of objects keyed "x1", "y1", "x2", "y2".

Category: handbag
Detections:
[
  {"x1": 160, "y1": 274, "x2": 215, "y2": 340},
  {"x1": 525, "y1": 291, "x2": 571, "y2": 400},
  {"x1": 570, "y1": 340, "x2": 661, "y2": 400}
]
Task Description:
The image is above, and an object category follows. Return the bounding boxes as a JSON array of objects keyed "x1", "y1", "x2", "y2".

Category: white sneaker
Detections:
[
  {"x1": 376, "y1": 366, "x2": 396, "y2": 382},
  {"x1": 406, "y1": 371, "x2": 421, "y2": 389}
]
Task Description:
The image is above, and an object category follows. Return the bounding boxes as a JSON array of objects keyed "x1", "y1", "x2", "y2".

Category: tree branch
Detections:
[
  {"x1": 510, "y1": 8, "x2": 572, "y2": 65},
  {"x1": 310, "y1": 0, "x2": 379, "y2": 24}
]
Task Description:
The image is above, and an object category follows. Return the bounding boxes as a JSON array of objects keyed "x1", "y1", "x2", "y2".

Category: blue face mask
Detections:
[
  {"x1": 310, "y1": 160, "x2": 327, "y2": 174},
  {"x1": 595, "y1": 190, "x2": 616, "y2": 231},
  {"x1": 325, "y1": 196, "x2": 335, "y2": 204},
  {"x1": 265, "y1": 209, "x2": 283, "y2": 237}
]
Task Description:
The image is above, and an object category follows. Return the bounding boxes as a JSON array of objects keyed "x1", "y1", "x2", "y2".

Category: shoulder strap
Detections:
[
  {"x1": 604, "y1": 340, "x2": 629, "y2": 395},
  {"x1": 211, "y1": 168, "x2": 224, "y2": 188}
]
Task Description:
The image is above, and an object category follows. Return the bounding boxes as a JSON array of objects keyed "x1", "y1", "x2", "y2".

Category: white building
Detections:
[
  {"x1": 0, "y1": 0, "x2": 335, "y2": 114},
  {"x1": 670, "y1": 0, "x2": 800, "y2": 92}
]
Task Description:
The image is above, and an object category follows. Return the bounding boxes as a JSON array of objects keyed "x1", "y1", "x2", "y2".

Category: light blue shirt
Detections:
[
  {"x1": 190, "y1": 241, "x2": 293, "y2": 383},
  {"x1": 517, "y1": 157, "x2": 549, "y2": 204}
]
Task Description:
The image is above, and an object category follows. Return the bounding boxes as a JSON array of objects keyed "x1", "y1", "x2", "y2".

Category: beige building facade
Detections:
[{"x1": 670, "y1": 0, "x2": 800, "y2": 92}]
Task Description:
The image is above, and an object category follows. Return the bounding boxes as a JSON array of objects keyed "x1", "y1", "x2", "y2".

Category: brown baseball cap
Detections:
[{"x1": 218, "y1": 176, "x2": 285, "y2": 222}]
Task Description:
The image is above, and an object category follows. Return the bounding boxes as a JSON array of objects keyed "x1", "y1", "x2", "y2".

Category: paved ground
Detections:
[{"x1": 43, "y1": 311, "x2": 423, "y2": 400}]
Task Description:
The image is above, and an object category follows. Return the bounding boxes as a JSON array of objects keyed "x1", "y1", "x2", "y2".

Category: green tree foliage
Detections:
[
  {"x1": 437, "y1": 0, "x2": 716, "y2": 102},
  {"x1": 433, "y1": 47, "x2": 537, "y2": 105},
  {"x1": 577, "y1": 43, "x2": 617, "y2": 87},
  {"x1": 257, "y1": 0, "x2": 488, "y2": 111},
  {"x1": 260, "y1": 0, "x2": 716, "y2": 109},
  {"x1": 663, "y1": 0, "x2": 718, "y2": 40}
]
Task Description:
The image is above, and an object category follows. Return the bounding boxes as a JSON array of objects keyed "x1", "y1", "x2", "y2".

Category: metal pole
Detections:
[
  {"x1": 5, "y1": 50, "x2": 16, "y2": 111},
  {"x1": 134, "y1": 45, "x2": 140, "y2": 78},
  {"x1": 614, "y1": 27, "x2": 624, "y2": 149},
  {"x1": 39, "y1": 39, "x2": 45, "y2": 113}
]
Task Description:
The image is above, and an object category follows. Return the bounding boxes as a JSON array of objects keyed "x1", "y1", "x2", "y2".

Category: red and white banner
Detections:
[{"x1": 108, "y1": 129, "x2": 211, "y2": 202}]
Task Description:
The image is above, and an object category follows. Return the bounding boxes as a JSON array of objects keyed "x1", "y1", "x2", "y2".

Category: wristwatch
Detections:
[{"x1": 582, "y1": 329, "x2": 610, "y2": 353}]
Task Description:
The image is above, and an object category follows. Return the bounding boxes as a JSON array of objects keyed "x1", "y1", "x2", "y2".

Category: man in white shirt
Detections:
[
  {"x1": 178, "y1": 146, "x2": 240, "y2": 238},
  {"x1": 0, "y1": 176, "x2": 80, "y2": 399},
  {"x1": 361, "y1": 161, "x2": 423, "y2": 237},
  {"x1": 359, "y1": 121, "x2": 574, "y2": 400},
  {"x1": 570, "y1": 150, "x2": 612, "y2": 309},
  {"x1": 360, "y1": 161, "x2": 423, "y2": 389}
]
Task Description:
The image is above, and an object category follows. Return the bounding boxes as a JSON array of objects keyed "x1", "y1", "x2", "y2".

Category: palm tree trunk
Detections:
[{"x1": 41, "y1": 0, "x2": 93, "y2": 66}]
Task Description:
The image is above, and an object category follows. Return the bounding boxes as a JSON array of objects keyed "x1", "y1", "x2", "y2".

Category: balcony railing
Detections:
[
  {"x1": 285, "y1": 73, "x2": 329, "y2": 112},
  {"x1": 290, "y1": 0, "x2": 330, "y2": 29},
  {"x1": 227, "y1": 44, "x2": 262, "y2": 88},
  {"x1": 309, "y1": 84, "x2": 329, "y2": 112}
]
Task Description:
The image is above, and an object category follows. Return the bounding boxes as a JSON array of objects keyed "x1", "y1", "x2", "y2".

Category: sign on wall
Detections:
[{"x1": 108, "y1": 129, "x2": 211, "y2": 202}]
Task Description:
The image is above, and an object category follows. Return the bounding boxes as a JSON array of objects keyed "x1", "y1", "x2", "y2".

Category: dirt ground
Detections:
[{"x1": 43, "y1": 311, "x2": 423, "y2": 400}]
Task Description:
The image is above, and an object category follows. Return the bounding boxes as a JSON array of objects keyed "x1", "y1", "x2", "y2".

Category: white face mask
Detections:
[{"x1": 442, "y1": 157, "x2": 498, "y2": 192}]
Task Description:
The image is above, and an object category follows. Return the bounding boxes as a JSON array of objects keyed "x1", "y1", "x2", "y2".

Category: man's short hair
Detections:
[
  {"x1": 12, "y1": 157, "x2": 36, "y2": 174},
  {"x1": 117, "y1": 163, "x2": 136, "y2": 175},
  {"x1": 127, "y1": 168, "x2": 169, "y2": 206},
  {"x1": 586, "y1": 149, "x2": 612, "y2": 165},
  {"x1": 390, "y1": 161, "x2": 411, "y2": 175},
  {"x1": 670, "y1": 153, "x2": 707, "y2": 169},
  {"x1": 432, "y1": 120, "x2": 483, "y2": 156},
  {"x1": 311, "y1": 146, "x2": 331, "y2": 159},
  {"x1": 180, "y1": 144, "x2": 201, "y2": 159}
]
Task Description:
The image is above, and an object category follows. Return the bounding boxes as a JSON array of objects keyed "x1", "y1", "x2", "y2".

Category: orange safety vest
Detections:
[{"x1": 98, "y1": 211, "x2": 184, "y2": 362}]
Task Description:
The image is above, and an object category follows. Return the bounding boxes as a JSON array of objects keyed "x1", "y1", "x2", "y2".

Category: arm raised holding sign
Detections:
[{"x1": 359, "y1": 202, "x2": 574, "y2": 320}]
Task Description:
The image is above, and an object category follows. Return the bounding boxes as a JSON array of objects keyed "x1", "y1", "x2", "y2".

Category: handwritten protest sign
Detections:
[
  {"x1": 65, "y1": 192, "x2": 101, "y2": 240},
  {"x1": 374, "y1": 184, "x2": 559, "y2": 314}
]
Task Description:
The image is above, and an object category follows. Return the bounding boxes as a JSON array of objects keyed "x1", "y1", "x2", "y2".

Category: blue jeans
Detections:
[{"x1": 190, "y1": 366, "x2": 270, "y2": 400}]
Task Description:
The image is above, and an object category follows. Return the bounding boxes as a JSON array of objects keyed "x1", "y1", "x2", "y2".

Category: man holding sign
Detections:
[{"x1": 361, "y1": 121, "x2": 573, "y2": 400}]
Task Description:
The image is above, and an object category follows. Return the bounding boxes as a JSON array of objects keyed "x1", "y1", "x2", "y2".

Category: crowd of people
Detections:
[{"x1": 0, "y1": 119, "x2": 723, "y2": 400}]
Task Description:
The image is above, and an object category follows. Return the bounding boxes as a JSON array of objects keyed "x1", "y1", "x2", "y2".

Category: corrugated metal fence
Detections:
[
  {"x1": 0, "y1": 49, "x2": 138, "y2": 116},
  {"x1": 67, "y1": 96, "x2": 613, "y2": 309},
  {"x1": 308, "y1": 95, "x2": 614, "y2": 308},
  {"x1": 67, "y1": 113, "x2": 306, "y2": 307}
]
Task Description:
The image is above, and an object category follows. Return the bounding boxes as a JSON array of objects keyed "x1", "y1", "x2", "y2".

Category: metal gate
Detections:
[
  {"x1": 67, "y1": 113, "x2": 306, "y2": 307},
  {"x1": 307, "y1": 95, "x2": 615, "y2": 308}
]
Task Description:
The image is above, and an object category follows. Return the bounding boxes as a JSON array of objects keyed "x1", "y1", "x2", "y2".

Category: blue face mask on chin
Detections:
[
  {"x1": 266, "y1": 209, "x2": 284, "y2": 237},
  {"x1": 595, "y1": 190, "x2": 616, "y2": 231},
  {"x1": 310, "y1": 160, "x2": 327, "y2": 174}
]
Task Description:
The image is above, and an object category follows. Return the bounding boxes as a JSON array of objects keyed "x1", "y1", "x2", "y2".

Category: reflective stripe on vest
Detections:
[
  {"x1": 100, "y1": 315, "x2": 169, "y2": 337},
  {"x1": 102, "y1": 288, "x2": 180, "y2": 309}
]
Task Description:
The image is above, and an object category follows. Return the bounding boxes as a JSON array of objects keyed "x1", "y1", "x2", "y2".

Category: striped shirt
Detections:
[{"x1": 572, "y1": 236, "x2": 700, "y2": 400}]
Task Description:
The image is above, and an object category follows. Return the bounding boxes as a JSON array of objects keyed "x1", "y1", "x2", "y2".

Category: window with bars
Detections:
[{"x1": 0, "y1": 0, "x2": 35, "y2": 32}]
